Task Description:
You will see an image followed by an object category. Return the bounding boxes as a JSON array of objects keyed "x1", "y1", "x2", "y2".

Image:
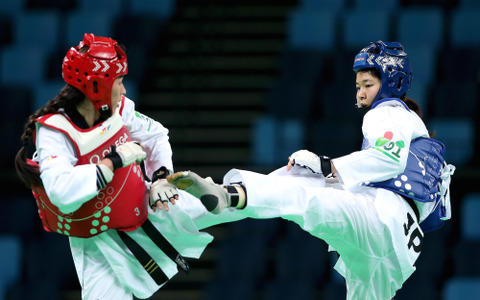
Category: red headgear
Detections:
[{"x1": 62, "y1": 33, "x2": 128, "y2": 116}]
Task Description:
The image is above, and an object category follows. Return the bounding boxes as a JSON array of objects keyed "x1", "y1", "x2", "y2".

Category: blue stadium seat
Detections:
[
  {"x1": 0, "y1": 45, "x2": 47, "y2": 86},
  {"x1": 0, "y1": 235, "x2": 22, "y2": 300},
  {"x1": 129, "y1": 0, "x2": 176, "y2": 20},
  {"x1": 407, "y1": 82, "x2": 429, "y2": 118},
  {"x1": 0, "y1": 197, "x2": 39, "y2": 238},
  {"x1": 287, "y1": 8, "x2": 337, "y2": 51},
  {"x1": 457, "y1": 0, "x2": 480, "y2": 8},
  {"x1": 64, "y1": 11, "x2": 113, "y2": 49},
  {"x1": 397, "y1": 7, "x2": 445, "y2": 50},
  {"x1": 0, "y1": 0, "x2": 26, "y2": 17},
  {"x1": 14, "y1": 11, "x2": 60, "y2": 53},
  {"x1": 428, "y1": 118, "x2": 474, "y2": 167},
  {"x1": 407, "y1": 45, "x2": 437, "y2": 87},
  {"x1": 276, "y1": 119, "x2": 306, "y2": 161},
  {"x1": 443, "y1": 277, "x2": 480, "y2": 300},
  {"x1": 77, "y1": 0, "x2": 124, "y2": 15},
  {"x1": 428, "y1": 82, "x2": 477, "y2": 118},
  {"x1": 267, "y1": 49, "x2": 325, "y2": 118},
  {"x1": 251, "y1": 116, "x2": 306, "y2": 166},
  {"x1": 451, "y1": 194, "x2": 480, "y2": 277},
  {"x1": 461, "y1": 193, "x2": 480, "y2": 241},
  {"x1": 450, "y1": 9, "x2": 480, "y2": 47},
  {"x1": 352, "y1": 0, "x2": 398, "y2": 12},
  {"x1": 342, "y1": 10, "x2": 390, "y2": 51},
  {"x1": 251, "y1": 116, "x2": 277, "y2": 166},
  {"x1": 299, "y1": 0, "x2": 346, "y2": 12},
  {"x1": 33, "y1": 80, "x2": 65, "y2": 112}
]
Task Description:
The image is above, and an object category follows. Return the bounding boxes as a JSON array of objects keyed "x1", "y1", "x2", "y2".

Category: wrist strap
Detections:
[
  {"x1": 152, "y1": 166, "x2": 171, "y2": 182},
  {"x1": 320, "y1": 156, "x2": 332, "y2": 177},
  {"x1": 105, "y1": 145, "x2": 122, "y2": 170}
]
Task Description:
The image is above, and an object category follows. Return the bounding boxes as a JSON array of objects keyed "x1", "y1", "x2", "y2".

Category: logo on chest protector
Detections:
[{"x1": 89, "y1": 132, "x2": 129, "y2": 164}]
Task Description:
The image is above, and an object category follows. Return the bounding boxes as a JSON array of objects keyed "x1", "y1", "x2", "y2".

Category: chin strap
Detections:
[{"x1": 99, "y1": 106, "x2": 112, "y2": 120}]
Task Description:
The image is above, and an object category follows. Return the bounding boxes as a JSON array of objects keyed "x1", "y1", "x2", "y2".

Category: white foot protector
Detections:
[{"x1": 168, "y1": 171, "x2": 230, "y2": 214}]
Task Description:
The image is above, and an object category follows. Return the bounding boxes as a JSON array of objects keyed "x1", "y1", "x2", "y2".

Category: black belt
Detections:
[
  {"x1": 402, "y1": 195, "x2": 420, "y2": 222},
  {"x1": 117, "y1": 219, "x2": 190, "y2": 285}
]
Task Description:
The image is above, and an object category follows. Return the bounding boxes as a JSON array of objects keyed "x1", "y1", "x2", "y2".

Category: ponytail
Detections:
[
  {"x1": 403, "y1": 97, "x2": 435, "y2": 138},
  {"x1": 14, "y1": 84, "x2": 85, "y2": 187}
]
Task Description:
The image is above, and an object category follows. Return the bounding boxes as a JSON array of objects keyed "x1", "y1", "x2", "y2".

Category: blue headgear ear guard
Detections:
[{"x1": 353, "y1": 41, "x2": 413, "y2": 106}]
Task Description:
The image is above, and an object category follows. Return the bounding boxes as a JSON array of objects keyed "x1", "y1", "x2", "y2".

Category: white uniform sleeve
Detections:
[
  {"x1": 36, "y1": 125, "x2": 99, "y2": 214},
  {"x1": 332, "y1": 105, "x2": 415, "y2": 191},
  {"x1": 121, "y1": 97, "x2": 173, "y2": 179}
]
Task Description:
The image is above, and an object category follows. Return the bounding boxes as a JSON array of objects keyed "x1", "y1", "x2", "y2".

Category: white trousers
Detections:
[
  {"x1": 223, "y1": 167, "x2": 424, "y2": 300},
  {"x1": 70, "y1": 189, "x2": 245, "y2": 300}
]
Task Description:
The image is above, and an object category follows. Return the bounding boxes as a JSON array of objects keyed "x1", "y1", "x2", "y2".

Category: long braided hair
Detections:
[{"x1": 14, "y1": 84, "x2": 85, "y2": 187}]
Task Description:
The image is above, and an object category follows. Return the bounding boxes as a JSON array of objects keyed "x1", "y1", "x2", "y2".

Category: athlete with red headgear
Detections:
[{"x1": 15, "y1": 33, "x2": 244, "y2": 299}]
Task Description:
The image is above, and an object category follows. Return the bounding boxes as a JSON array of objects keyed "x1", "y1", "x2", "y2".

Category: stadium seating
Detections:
[
  {"x1": 427, "y1": 118, "x2": 474, "y2": 166},
  {"x1": 76, "y1": 0, "x2": 124, "y2": 15},
  {"x1": 129, "y1": 0, "x2": 177, "y2": 19},
  {"x1": 33, "y1": 80, "x2": 64, "y2": 112},
  {"x1": 0, "y1": 45, "x2": 47, "y2": 87},
  {"x1": 443, "y1": 277, "x2": 480, "y2": 300},
  {"x1": 299, "y1": 0, "x2": 346, "y2": 12},
  {"x1": 406, "y1": 45, "x2": 437, "y2": 88},
  {"x1": 64, "y1": 11, "x2": 113, "y2": 49},
  {"x1": 0, "y1": 235, "x2": 22, "y2": 300},
  {"x1": 286, "y1": 8, "x2": 337, "y2": 51},
  {"x1": 352, "y1": 0, "x2": 398, "y2": 12},
  {"x1": 14, "y1": 11, "x2": 60, "y2": 53},
  {"x1": 460, "y1": 193, "x2": 480, "y2": 240},
  {"x1": 342, "y1": 10, "x2": 390, "y2": 51},
  {"x1": 397, "y1": 7, "x2": 445, "y2": 50},
  {"x1": 450, "y1": 9, "x2": 480, "y2": 47},
  {"x1": 0, "y1": 0, "x2": 26, "y2": 16}
]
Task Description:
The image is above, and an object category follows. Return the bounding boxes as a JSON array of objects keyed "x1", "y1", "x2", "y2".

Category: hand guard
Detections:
[
  {"x1": 289, "y1": 149, "x2": 332, "y2": 177},
  {"x1": 105, "y1": 142, "x2": 147, "y2": 170},
  {"x1": 150, "y1": 179, "x2": 178, "y2": 210}
]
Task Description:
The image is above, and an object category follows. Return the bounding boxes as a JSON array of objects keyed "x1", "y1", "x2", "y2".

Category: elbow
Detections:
[{"x1": 48, "y1": 190, "x2": 78, "y2": 214}]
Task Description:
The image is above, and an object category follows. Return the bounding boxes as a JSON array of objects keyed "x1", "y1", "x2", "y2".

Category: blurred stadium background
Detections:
[{"x1": 1, "y1": 0, "x2": 480, "y2": 299}]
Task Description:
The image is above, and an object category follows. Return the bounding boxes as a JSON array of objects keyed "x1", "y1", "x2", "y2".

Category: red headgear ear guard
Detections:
[{"x1": 62, "y1": 33, "x2": 128, "y2": 117}]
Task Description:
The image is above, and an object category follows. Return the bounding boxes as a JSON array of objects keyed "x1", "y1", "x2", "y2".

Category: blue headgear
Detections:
[{"x1": 353, "y1": 41, "x2": 413, "y2": 106}]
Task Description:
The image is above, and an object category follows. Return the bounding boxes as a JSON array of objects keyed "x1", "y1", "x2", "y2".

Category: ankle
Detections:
[{"x1": 224, "y1": 184, "x2": 246, "y2": 209}]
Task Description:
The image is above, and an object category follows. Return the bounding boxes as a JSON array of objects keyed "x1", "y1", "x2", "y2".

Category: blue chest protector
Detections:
[{"x1": 362, "y1": 99, "x2": 455, "y2": 232}]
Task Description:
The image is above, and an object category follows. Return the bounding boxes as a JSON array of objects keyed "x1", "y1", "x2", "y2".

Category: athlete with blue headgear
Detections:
[{"x1": 165, "y1": 41, "x2": 456, "y2": 299}]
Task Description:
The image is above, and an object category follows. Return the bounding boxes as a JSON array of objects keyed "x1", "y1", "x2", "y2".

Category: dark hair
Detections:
[
  {"x1": 14, "y1": 84, "x2": 85, "y2": 187},
  {"x1": 357, "y1": 68, "x2": 435, "y2": 138},
  {"x1": 357, "y1": 68, "x2": 381, "y2": 80}
]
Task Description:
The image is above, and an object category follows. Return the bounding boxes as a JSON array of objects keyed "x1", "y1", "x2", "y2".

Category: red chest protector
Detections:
[{"x1": 31, "y1": 104, "x2": 148, "y2": 238}]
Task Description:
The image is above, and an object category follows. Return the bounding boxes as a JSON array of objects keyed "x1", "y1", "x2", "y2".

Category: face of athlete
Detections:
[
  {"x1": 355, "y1": 70, "x2": 381, "y2": 108},
  {"x1": 111, "y1": 76, "x2": 126, "y2": 113}
]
